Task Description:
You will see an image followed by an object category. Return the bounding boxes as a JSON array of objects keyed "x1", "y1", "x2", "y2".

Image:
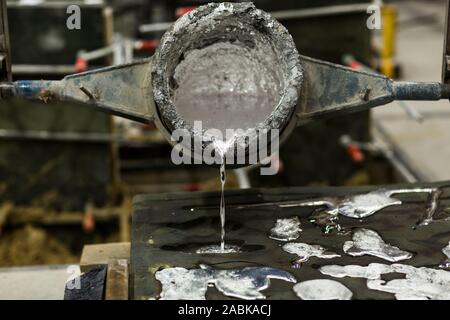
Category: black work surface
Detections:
[{"x1": 131, "y1": 182, "x2": 450, "y2": 300}]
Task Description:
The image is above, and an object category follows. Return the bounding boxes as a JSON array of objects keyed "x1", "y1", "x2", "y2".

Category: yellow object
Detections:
[{"x1": 380, "y1": 5, "x2": 397, "y2": 78}]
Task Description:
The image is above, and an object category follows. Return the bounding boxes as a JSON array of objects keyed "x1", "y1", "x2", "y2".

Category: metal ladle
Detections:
[{"x1": 1, "y1": 2, "x2": 449, "y2": 167}]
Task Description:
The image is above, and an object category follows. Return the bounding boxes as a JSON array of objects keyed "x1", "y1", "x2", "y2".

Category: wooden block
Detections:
[
  {"x1": 105, "y1": 259, "x2": 129, "y2": 300},
  {"x1": 80, "y1": 242, "x2": 130, "y2": 273}
]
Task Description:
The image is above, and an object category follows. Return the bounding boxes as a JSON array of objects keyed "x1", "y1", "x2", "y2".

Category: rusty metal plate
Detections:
[{"x1": 131, "y1": 183, "x2": 450, "y2": 300}]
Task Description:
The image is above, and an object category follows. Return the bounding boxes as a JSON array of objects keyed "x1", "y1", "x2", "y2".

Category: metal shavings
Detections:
[
  {"x1": 282, "y1": 242, "x2": 340, "y2": 265},
  {"x1": 308, "y1": 210, "x2": 345, "y2": 235},
  {"x1": 155, "y1": 264, "x2": 296, "y2": 300},
  {"x1": 293, "y1": 279, "x2": 353, "y2": 300},
  {"x1": 343, "y1": 228, "x2": 413, "y2": 262},
  {"x1": 280, "y1": 200, "x2": 342, "y2": 234},
  {"x1": 320, "y1": 263, "x2": 450, "y2": 300},
  {"x1": 269, "y1": 216, "x2": 302, "y2": 241}
]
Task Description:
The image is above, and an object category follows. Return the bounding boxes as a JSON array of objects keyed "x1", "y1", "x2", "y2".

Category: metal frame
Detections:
[
  {"x1": 443, "y1": 0, "x2": 450, "y2": 85},
  {"x1": 0, "y1": 0, "x2": 11, "y2": 83}
]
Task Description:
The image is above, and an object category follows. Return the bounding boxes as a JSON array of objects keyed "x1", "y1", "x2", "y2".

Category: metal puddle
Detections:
[{"x1": 131, "y1": 182, "x2": 450, "y2": 300}]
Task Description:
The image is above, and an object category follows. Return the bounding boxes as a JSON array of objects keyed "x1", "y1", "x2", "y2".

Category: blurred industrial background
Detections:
[{"x1": 0, "y1": 0, "x2": 449, "y2": 299}]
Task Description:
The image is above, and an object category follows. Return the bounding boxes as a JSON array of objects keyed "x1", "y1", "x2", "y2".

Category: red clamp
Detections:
[
  {"x1": 82, "y1": 205, "x2": 95, "y2": 233},
  {"x1": 176, "y1": 6, "x2": 197, "y2": 18},
  {"x1": 135, "y1": 40, "x2": 160, "y2": 53},
  {"x1": 75, "y1": 57, "x2": 88, "y2": 73},
  {"x1": 346, "y1": 143, "x2": 365, "y2": 163}
]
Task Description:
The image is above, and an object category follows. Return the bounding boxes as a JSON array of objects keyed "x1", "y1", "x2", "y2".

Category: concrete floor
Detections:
[
  {"x1": 372, "y1": 0, "x2": 450, "y2": 182},
  {"x1": 0, "y1": 265, "x2": 79, "y2": 300}
]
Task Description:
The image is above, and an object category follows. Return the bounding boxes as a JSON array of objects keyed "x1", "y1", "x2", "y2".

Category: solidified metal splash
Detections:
[
  {"x1": 155, "y1": 264, "x2": 296, "y2": 300},
  {"x1": 281, "y1": 188, "x2": 438, "y2": 219},
  {"x1": 442, "y1": 242, "x2": 450, "y2": 259},
  {"x1": 416, "y1": 188, "x2": 446, "y2": 226},
  {"x1": 440, "y1": 241, "x2": 450, "y2": 269},
  {"x1": 320, "y1": 263, "x2": 392, "y2": 280},
  {"x1": 269, "y1": 217, "x2": 302, "y2": 241},
  {"x1": 331, "y1": 188, "x2": 437, "y2": 219},
  {"x1": 320, "y1": 263, "x2": 450, "y2": 300},
  {"x1": 293, "y1": 279, "x2": 353, "y2": 300},
  {"x1": 155, "y1": 267, "x2": 211, "y2": 300},
  {"x1": 212, "y1": 266, "x2": 296, "y2": 300},
  {"x1": 343, "y1": 228, "x2": 413, "y2": 262},
  {"x1": 338, "y1": 190, "x2": 403, "y2": 219},
  {"x1": 196, "y1": 244, "x2": 242, "y2": 255},
  {"x1": 280, "y1": 188, "x2": 440, "y2": 233},
  {"x1": 282, "y1": 242, "x2": 340, "y2": 265}
]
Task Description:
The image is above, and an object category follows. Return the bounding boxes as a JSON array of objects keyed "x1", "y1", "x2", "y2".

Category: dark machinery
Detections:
[{"x1": 0, "y1": 0, "x2": 11, "y2": 83}]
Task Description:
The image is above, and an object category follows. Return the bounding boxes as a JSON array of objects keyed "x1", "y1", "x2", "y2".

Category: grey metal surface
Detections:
[
  {"x1": 0, "y1": 58, "x2": 154, "y2": 123},
  {"x1": 44, "y1": 59, "x2": 154, "y2": 123},
  {"x1": 297, "y1": 56, "x2": 448, "y2": 125},
  {"x1": 131, "y1": 182, "x2": 450, "y2": 300}
]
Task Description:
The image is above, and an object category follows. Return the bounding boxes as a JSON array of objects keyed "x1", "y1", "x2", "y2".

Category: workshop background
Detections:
[{"x1": 0, "y1": 0, "x2": 448, "y2": 299}]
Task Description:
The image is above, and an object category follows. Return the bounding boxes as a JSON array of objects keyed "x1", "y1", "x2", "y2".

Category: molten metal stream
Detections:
[{"x1": 220, "y1": 160, "x2": 226, "y2": 252}]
